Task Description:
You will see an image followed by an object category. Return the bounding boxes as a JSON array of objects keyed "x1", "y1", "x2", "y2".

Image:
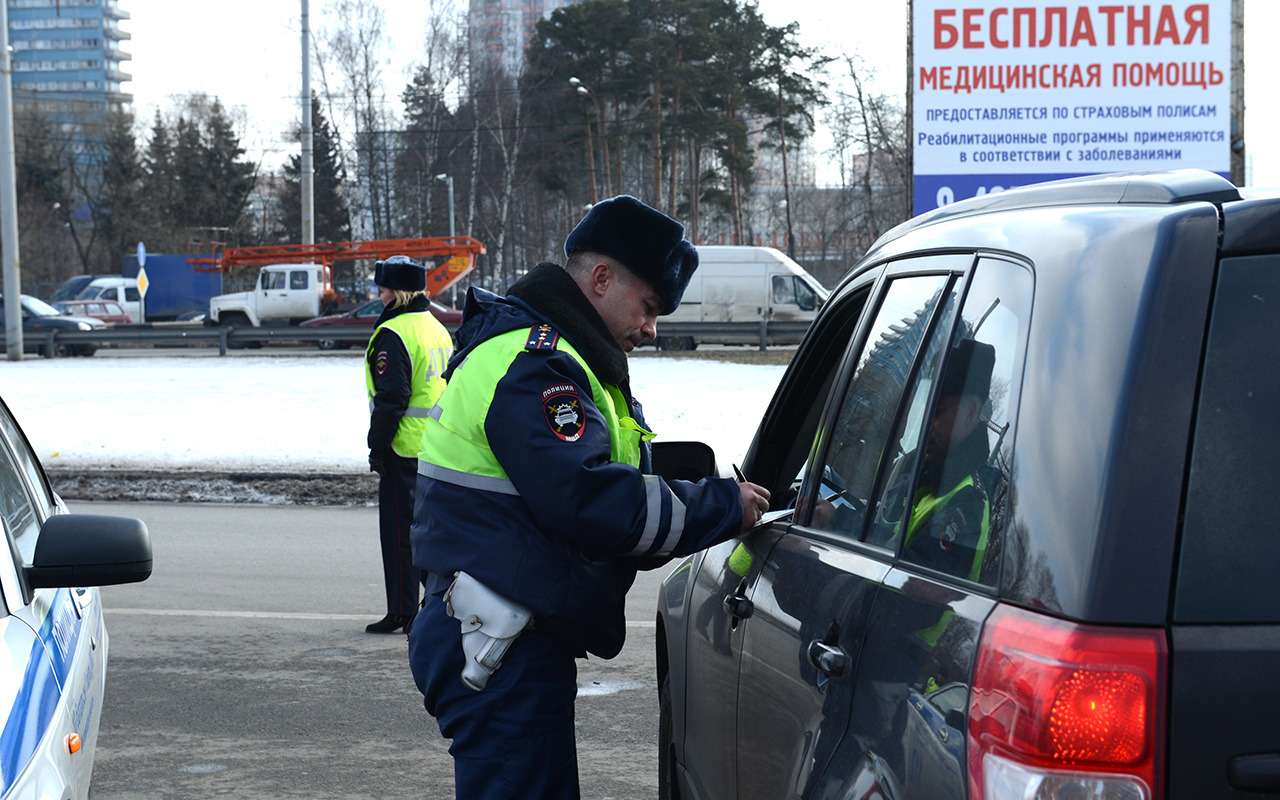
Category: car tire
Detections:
[
  {"x1": 318, "y1": 338, "x2": 338, "y2": 351},
  {"x1": 220, "y1": 313, "x2": 257, "y2": 350},
  {"x1": 659, "y1": 672, "x2": 680, "y2": 800}
]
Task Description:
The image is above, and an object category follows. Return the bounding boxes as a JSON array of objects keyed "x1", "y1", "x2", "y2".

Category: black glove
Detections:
[{"x1": 369, "y1": 449, "x2": 386, "y2": 475}]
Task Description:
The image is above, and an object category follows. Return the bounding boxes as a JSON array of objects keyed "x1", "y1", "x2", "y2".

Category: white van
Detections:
[
  {"x1": 660, "y1": 246, "x2": 829, "y2": 349},
  {"x1": 76, "y1": 276, "x2": 141, "y2": 323}
]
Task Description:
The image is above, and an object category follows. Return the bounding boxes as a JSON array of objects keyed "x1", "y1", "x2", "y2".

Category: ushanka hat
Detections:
[
  {"x1": 374, "y1": 255, "x2": 427, "y2": 292},
  {"x1": 563, "y1": 195, "x2": 699, "y2": 315}
]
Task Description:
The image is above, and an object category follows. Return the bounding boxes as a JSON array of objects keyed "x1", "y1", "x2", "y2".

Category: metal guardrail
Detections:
[{"x1": 1, "y1": 320, "x2": 813, "y2": 358}]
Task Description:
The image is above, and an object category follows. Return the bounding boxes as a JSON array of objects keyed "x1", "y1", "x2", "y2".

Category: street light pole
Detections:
[
  {"x1": 435, "y1": 173, "x2": 456, "y2": 237},
  {"x1": 300, "y1": 0, "x2": 315, "y2": 246},
  {"x1": 569, "y1": 78, "x2": 598, "y2": 204},
  {"x1": 1, "y1": 0, "x2": 24, "y2": 360}
]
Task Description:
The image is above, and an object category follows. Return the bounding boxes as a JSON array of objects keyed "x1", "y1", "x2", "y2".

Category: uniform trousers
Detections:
[
  {"x1": 408, "y1": 593, "x2": 580, "y2": 799},
  {"x1": 377, "y1": 451, "x2": 421, "y2": 617}
]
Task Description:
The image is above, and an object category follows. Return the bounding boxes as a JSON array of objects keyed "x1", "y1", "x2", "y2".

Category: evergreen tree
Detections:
[
  {"x1": 202, "y1": 99, "x2": 257, "y2": 233},
  {"x1": 140, "y1": 111, "x2": 178, "y2": 248},
  {"x1": 94, "y1": 114, "x2": 148, "y2": 265},
  {"x1": 171, "y1": 116, "x2": 205, "y2": 233},
  {"x1": 277, "y1": 94, "x2": 351, "y2": 243}
]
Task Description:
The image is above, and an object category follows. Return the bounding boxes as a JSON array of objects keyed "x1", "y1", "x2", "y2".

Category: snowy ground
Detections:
[{"x1": 0, "y1": 353, "x2": 786, "y2": 474}]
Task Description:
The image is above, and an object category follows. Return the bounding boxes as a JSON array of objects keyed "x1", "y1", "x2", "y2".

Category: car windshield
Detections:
[{"x1": 23, "y1": 296, "x2": 61, "y2": 317}]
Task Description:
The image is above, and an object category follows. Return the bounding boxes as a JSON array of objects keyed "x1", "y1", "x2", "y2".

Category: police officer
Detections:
[
  {"x1": 407, "y1": 196, "x2": 771, "y2": 797},
  {"x1": 365, "y1": 255, "x2": 453, "y2": 634}
]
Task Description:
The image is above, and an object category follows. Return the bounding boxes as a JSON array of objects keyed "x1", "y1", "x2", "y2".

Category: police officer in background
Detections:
[
  {"x1": 365, "y1": 255, "x2": 453, "y2": 634},
  {"x1": 408, "y1": 196, "x2": 771, "y2": 797}
]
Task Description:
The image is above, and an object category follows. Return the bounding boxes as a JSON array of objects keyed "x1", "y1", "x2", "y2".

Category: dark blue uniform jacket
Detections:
[{"x1": 410, "y1": 265, "x2": 742, "y2": 658}]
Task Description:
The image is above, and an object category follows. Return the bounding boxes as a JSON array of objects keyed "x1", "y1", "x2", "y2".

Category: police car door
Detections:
[
  {"x1": 0, "y1": 399, "x2": 99, "y2": 798},
  {"x1": 735, "y1": 256, "x2": 972, "y2": 800}
]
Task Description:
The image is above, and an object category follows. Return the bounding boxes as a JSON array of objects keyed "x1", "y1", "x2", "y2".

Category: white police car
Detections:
[{"x1": 0, "y1": 395, "x2": 151, "y2": 798}]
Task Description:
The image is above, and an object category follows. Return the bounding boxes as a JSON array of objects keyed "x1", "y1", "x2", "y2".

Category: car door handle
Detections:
[
  {"x1": 807, "y1": 639, "x2": 850, "y2": 677},
  {"x1": 722, "y1": 581, "x2": 753, "y2": 620},
  {"x1": 1230, "y1": 754, "x2": 1280, "y2": 791}
]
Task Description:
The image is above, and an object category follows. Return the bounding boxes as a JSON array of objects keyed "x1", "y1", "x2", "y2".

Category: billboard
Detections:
[{"x1": 911, "y1": 1, "x2": 1232, "y2": 215}]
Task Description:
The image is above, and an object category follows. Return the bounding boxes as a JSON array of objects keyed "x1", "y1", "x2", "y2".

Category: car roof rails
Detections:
[{"x1": 879, "y1": 169, "x2": 1241, "y2": 248}]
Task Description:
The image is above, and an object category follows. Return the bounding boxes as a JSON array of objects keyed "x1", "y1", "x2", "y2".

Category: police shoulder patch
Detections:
[
  {"x1": 542, "y1": 384, "x2": 585, "y2": 442},
  {"x1": 525, "y1": 323, "x2": 560, "y2": 352},
  {"x1": 374, "y1": 350, "x2": 390, "y2": 376}
]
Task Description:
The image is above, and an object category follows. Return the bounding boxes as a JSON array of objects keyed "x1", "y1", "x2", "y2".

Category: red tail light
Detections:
[{"x1": 968, "y1": 604, "x2": 1167, "y2": 800}]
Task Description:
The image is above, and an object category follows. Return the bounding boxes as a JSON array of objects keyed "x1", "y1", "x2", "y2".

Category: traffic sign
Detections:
[{"x1": 137, "y1": 265, "x2": 149, "y2": 299}]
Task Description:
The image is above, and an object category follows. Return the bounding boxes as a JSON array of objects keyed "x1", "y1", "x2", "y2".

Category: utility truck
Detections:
[{"x1": 206, "y1": 263, "x2": 326, "y2": 327}]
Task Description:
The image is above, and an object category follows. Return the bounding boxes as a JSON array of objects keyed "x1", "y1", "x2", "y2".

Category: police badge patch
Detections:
[
  {"x1": 374, "y1": 351, "x2": 390, "y2": 376},
  {"x1": 542, "y1": 384, "x2": 584, "y2": 441}
]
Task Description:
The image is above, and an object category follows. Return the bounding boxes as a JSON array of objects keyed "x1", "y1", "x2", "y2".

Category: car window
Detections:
[
  {"x1": 0, "y1": 439, "x2": 42, "y2": 566},
  {"x1": 98, "y1": 287, "x2": 118, "y2": 300},
  {"x1": 807, "y1": 275, "x2": 950, "y2": 542},
  {"x1": 898, "y1": 259, "x2": 1032, "y2": 586},
  {"x1": 862, "y1": 285, "x2": 960, "y2": 550},
  {"x1": 125, "y1": 287, "x2": 140, "y2": 302},
  {"x1": 1177, "y1": 254, "x2": 1280, "y2": 623},
  {"x1": 794, "y1": 278, "x2": 818, "y2": 311},
  {"x1": 263, "y1": 271, "x2": 286, "y2": 290},
  {"x1": 0, "y1": 400, "x2": 52, "y2": 521},
  {"x1": 290, "y1": 271, "x2": 309, "y2": 290},
  {"x1": 357, "y1": 300, "x2": 384, "y2": 318},
  {"x1": 771, "y1": 275, "x2": 796, "y2": 305}
]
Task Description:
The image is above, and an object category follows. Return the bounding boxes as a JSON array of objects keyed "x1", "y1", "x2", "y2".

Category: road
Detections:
[{"x1": 89, "y1": 501, "x2": 673, "y2": 799}]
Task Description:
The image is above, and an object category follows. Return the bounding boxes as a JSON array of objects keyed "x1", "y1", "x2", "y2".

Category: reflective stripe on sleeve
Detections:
[
  {"x1": 418, "y1": 461, "x2": 520, "y2": 496},
  {"x1": 654, "y1": 491, "x2": 687, "y2": 557},
  {"x1": 403, "y1": 405, "x2": 440, "y2": 419},
  {"x1": 630, "y1": 475, "x2": 664, "y2": 556}
]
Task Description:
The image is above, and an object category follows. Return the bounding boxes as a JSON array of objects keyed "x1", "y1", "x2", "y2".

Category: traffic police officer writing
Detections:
[
  {"x1": 408, "y1": 196, "x2": 770, "y2": 797},
  {"x1": 365, "y1": 255, "x2": 453, "y2": 634}
]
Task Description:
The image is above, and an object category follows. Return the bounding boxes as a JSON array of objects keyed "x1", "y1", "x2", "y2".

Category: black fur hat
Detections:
[
  {"x1": 563, "y1": 195, "x2": 698, "y2": 315},
  {"x1": 374, "y1": 255, "x2": 426, "y2": 292}
]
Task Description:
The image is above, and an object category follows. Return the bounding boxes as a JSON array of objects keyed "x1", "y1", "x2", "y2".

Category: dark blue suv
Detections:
[{"x1": 655, "y1": 170, "x2": 1280, "y2": 799}]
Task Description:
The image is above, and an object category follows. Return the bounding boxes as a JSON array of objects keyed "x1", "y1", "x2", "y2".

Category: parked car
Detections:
[
  {"x1": 0, "y1": 295, "x2": 105, "y2": 357},
  {"x1": 75, "y1": 277, "x2": 141, "y2": 323},
  {"x1": 299, "y1": 298, "x2": 464, "y2": 350},
  {"x1": 53, "y1": 299, "x2": 132, "y2": 326},
  {"x1": 655, "y1": 170, "x2": 1280, "y2": 799},
  {"x1": 659, "y1": 245, "x2": 830, "y2": 350},
  {"x1": 49, "y1": 274, "x2": 112, "y2": 304},
  {"x1": 0, "y1": 393, "x2": 153, "y2": 798}
]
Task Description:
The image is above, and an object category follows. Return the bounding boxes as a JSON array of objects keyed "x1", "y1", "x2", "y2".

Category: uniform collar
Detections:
[
  {"x1": 373, "y1": 293, "x2": 431, "y2": 328},
  {"x1": 507, "y1": 263, "x2": 629, "y2": 388}
]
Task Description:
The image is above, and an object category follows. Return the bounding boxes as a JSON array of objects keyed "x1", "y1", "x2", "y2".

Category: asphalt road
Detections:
[{"x1": 88, "y1": 501, "x2": 674, "y2": 799}]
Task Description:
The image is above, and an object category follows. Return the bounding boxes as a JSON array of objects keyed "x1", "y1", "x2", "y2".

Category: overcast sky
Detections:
[{"x1": 127, "y1": 0, "x2": 1277, "y2": 186}]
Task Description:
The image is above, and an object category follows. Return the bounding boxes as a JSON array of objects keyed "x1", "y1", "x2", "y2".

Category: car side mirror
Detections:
[
  {"x1": 650, "y1": 441, "x2": 717, "y2": 482},
  {"x1": 26, "y1": 514, "x2": 153, "y2": 589}
]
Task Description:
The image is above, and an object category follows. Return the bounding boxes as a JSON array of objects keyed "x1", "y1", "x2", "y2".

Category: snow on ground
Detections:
[{"x1": 0, "y1": 354, "x2": 785, "y2": 473}]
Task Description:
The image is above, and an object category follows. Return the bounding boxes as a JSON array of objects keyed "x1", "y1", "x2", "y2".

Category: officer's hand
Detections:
[
  {"x1": 369, "y1": 450, "x2": 385, "y2": 475},
  {"x1": 738, "y1": 482, "x2": 772, "y2": 533}
]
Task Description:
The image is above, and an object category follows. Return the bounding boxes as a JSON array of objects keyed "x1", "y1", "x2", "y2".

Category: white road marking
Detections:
[{"x1": 106, "y1": 607, "x2": 658, "y2": 627}]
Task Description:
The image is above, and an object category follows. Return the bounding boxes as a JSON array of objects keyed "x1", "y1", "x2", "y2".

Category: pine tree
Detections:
[
  {"x1": 277, "y1": 94, "x2": 351, "y2": 243},
  {"x1": 140, "y1": 111, "x2": 178, "y2": 248},
  {"x1": 94, "y1": 114, "x2": 148, "y2": 265},
  {"x1": 202, "y1": 99, "x2": 257, "y2": 233}
]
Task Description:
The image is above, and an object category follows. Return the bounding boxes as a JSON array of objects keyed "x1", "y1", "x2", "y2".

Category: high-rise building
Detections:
[
  {"x1": 7, "y1": 0, "x2": 132, "y2": 121},
  {"x1": 469, "y1": 0, "x2": 578, "y2": 79}
]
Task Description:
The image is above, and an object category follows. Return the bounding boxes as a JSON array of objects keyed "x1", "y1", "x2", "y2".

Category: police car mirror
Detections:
[
  {"x1": 26, "y1": 514, "x2": 153, "y2": 589},
  {"x1": 650, "y1": 441, "x2": 717, "y2": 482}
]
